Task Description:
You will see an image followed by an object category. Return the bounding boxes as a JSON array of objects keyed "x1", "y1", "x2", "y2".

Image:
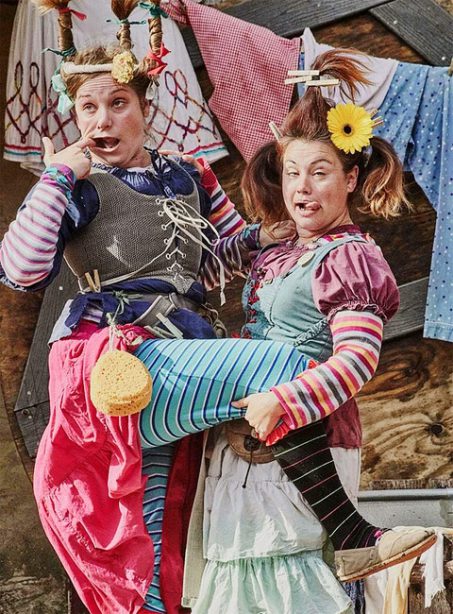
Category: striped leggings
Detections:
[
  {"x1": 136, "y1": 338, "x2": 377, "y2": 612},
  {"x1": 137, "y1": 337, "x2": 309, "y2": 612}
]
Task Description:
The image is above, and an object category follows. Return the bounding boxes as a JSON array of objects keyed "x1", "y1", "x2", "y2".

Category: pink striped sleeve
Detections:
[
  {"x1": 198, "y1": 158, "x2": 246, "y2": 238},
  {"x1": 267, "y1": 310, "x2": 383, "y2": 445},
  {"x1": 0, "y1": 166, "x2": 74, "y2": 287},
  {"x1": 199, "y1": 224, "x2": 261, "y2": 291}
]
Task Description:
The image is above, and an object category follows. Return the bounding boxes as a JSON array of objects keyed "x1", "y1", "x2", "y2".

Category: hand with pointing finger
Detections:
[
  {"x1": 42, "y1": 136, "x2": 96, "y2": 180},
  {"x1": 158, "y1": 149, "x2": 205, "y2": 176},
  {"x1": 232, "y1": 391, "x2": 284, "y2": 442}
]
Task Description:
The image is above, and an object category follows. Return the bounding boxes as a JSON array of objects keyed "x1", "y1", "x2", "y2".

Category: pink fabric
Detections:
[
  {"x1": 313, "y1": 240, "x2": 400, "y2": 323},
  {"x1": 252, "y1": 225, "x2": 399, "y2": 324},
  {"x1": 34, "y1": 323, "x2": 154, "y2": 614},
  {"x1": 164, "y1": 0, "x2": 301, "y2": 161}
]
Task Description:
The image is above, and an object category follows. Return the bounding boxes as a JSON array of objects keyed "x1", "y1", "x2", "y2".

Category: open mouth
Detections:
[
  {"x1": 92, "y1": 137, "x2": 120, "y2": 150},
  {"x1": 295, "y1": 202, "x2": 320, "y2": 212}
]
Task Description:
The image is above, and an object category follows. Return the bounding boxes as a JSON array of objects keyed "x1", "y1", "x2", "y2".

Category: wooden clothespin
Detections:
[
  {"x1": 269, "y1": 121, "x2": 282, "y2": 140},
  {"x1": 284, "y1": 69, "x2": 340, "y2": 88},
  {"x1": 85, "y1": 269, "x2": 101, "y2": 293},
  {"x1": 448, "y1": 58, "x2": 453, "y2": 77},
  {"x1": 369, "y1": 108, "x2": 384, "y2": 128}
]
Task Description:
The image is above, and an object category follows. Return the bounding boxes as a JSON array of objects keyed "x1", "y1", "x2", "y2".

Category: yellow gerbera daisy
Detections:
[{"x1": 327, "y1": 103, "x2": 374, "y2": 154}]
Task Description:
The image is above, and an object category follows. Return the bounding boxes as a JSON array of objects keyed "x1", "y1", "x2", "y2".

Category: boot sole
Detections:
[{"x1": 338, "y1": 533, "x2": 438, "y2": 583}]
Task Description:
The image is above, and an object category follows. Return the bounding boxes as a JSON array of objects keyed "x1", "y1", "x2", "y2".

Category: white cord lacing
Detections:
[{"x1": 95, "y1": 197, "x2": 227, "y2": 305}]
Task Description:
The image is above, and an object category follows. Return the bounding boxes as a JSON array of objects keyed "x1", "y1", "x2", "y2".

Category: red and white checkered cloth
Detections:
[{"x1": 164, "y1": 0, "x2": 301, "y2": 161}]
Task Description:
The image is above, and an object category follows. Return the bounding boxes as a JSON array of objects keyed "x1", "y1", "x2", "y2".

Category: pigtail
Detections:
[
  {"x1": 148, "y1": 0, "x2": 163, "y2": 74},
  {"x1": 111, "y1": 0, "x2": 139, "y2": 51},
  {"x1": 358, "y1": 137, "x2": 411, "y2": 218},
  {"x1": 241, "y1": 141, "x2": 285, "y2": 226},
  {"x1": 31, "y1": 0, "x2": 75, "y2": 55},
  {"x1": 282, "y1": 49, "x2": 373, "y2": 140},
  {"x1": 311, "y1": 49, "x2": 373, "y2": 103}
]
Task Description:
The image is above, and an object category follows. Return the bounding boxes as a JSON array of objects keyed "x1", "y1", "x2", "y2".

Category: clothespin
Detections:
[
  {"x1": 84, "y1": 269, "x2": 101, "y2": 293},
  {"x1": 369, "y1": 108, "x2": 384, "y2": 128},
  {"x1": 269, "y1": 121, "x2": 282, "y2": 140},
  {"x1": 448, "y1": 58, "x2": 453, "y2": 77},
  {"x1": 284, "y1": 69, "x2": 340, "y2": 88}
]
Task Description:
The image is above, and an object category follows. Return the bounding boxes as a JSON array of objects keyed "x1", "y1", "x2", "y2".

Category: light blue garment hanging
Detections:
[{"x1": 374, "y1": 62, "x2": 452, "y2": 342}]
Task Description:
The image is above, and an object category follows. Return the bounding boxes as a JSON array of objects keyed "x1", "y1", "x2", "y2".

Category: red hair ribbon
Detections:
[
  {"x1": 146, "y1": 44, "x2": 170, "y2": 77},
  {"x1": 58, "y1": 7, "x2": 87, "y2": 20}
]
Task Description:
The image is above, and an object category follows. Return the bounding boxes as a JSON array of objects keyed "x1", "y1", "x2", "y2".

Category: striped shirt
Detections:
[
  {"x1": 0, "y1": 158, "x2": 254, "y2": 293},
  {"x1": 268, "y1": 310, "x2": 383, "y2": 444}
]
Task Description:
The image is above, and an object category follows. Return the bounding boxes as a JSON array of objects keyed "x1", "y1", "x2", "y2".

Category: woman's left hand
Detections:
[{"x1": 232, "y1": 392, "x2": 284, "y2": 441}]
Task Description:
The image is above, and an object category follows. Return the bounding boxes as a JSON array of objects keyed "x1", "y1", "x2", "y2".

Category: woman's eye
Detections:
[
  {"x1": 83, "y1": 104, "x2": 95, "y2": 112},
  {"x1": 113, "y1": 99, "x2": 126, "y2": 108},
  {"x1": 314, "y1": 171, "x2": 326, "y2": 176},
  {"x1": 286, "y1": 170, "x2": 298, "y2": 177}
]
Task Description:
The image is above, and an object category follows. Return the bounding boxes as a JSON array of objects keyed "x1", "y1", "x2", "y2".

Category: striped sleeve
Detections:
[
  {"x1": 198, "y1": 158, "x2": 246, "y2": 238},
  {"x1": 267, "y1": 310, "x2": 383, "y2": 445},
  {"x1": 199, "y1": 224, "x2": 261, "y2": 291},
  {"x1": 0, "y1": 166, "x2": 75, "y2": 288}
]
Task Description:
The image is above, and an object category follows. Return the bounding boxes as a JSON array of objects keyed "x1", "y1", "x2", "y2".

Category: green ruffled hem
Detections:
[{"x1": 192, "y1": 551, "x2": 352, "y2": 614}]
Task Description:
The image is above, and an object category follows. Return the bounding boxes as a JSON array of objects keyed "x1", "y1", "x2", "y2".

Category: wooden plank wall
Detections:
[{"x1": 4, "y1": 0, "x2": 453, "y2": 485}]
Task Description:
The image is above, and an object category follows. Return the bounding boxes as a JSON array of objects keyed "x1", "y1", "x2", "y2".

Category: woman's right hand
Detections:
[
  {"x1": 42, "y1": 137, "x2": 95, "y2": 180},
  {"x1": 259, "y1": 220, "x2": 297, "y2": 247}
]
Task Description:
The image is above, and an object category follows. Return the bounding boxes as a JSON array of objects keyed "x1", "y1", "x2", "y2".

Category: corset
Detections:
[{"x1": 64, "y1": 168, "x2": 203, "y2": 294}]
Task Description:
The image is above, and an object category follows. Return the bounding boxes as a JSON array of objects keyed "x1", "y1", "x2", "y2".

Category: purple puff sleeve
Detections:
[{"x1": 313, "y1": 241, "x2": 400, "y2": 323}]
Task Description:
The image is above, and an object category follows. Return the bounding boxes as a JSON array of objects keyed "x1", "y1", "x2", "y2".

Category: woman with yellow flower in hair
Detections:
[{"x1": 178, "y1": 49, "x2": 437, "y2": 612}]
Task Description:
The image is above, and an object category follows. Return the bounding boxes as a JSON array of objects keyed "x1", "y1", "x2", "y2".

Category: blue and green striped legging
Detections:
[{"x1": 135, "y1": 337, "x2": 309, "y2": 613}]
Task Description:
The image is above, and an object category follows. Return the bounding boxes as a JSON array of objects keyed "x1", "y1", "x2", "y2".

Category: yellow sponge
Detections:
[{"x1": 90, "y1": 350, "x2": 152, "y2": 417}]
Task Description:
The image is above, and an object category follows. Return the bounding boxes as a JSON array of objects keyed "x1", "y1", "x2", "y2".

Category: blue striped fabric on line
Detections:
[{"x1": 135, "y1": 338, "x2": 310, "y2": 448}]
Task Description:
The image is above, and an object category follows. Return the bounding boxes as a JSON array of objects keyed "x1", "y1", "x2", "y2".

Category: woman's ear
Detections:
[
  {"x1": 142, "y1": 99, "x2": 150, "y2": 118},
  {"x1": 346, "y1": 165, "x2": 359, "y2": 193}
]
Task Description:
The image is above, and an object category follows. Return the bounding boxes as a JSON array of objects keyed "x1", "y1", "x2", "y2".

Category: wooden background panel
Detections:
[
  {"x1": 359, "y1": 334, "x2": 453, "y2": 488},
  {"x1": 371, "y1": 0, "x2": 453, "y2": 65}
]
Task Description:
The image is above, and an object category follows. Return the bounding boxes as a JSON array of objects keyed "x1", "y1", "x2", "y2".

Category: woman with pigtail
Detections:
[
  {"x1": 0, "y1": 1, "x2": 434, "y2": 611},
  {"x1": 1, "y1": 1, "x2": 274, "y2": 612},
  {"x1": 160, "y1": 50, "x2": 438, "y2": 612}
]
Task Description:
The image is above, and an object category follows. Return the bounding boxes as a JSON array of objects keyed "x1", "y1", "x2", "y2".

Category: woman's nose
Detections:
[
  {"x1": 96, "y1": 108, "x2": 112, "y2": 130},
  {"x1": 296, "y1": 175, "x2": 311, "y2": 193}
]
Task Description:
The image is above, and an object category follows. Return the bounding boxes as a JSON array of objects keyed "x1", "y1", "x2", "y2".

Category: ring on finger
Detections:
[{"x1": 83, "y1": 148, "x2": 92, "y2": 160}]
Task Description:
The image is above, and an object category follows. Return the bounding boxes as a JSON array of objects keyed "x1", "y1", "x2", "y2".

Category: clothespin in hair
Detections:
[
  {"x1": 284, "y1": 69, "x2": 339, "y2": 88},
  {"x1": 85, "y1": 269, "x2": 101, "y2": 293},
  {"x1": 269, "y1": 121, "x2": 282, "y2": 140},
  {"x1": 369, "y1": 108, "x2": 384, "y2": 128}
]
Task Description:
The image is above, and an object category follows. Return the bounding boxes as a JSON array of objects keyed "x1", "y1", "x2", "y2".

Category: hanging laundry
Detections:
[
  {"x1": 163, "y1": 0, "x2": 301, "y2": 161},
  {"x1": 164, "y1": 0, "x2": 452, "y2": 341},
  {"x1": 4, "y1": 0, "x2": 227, "y2": 174}
]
